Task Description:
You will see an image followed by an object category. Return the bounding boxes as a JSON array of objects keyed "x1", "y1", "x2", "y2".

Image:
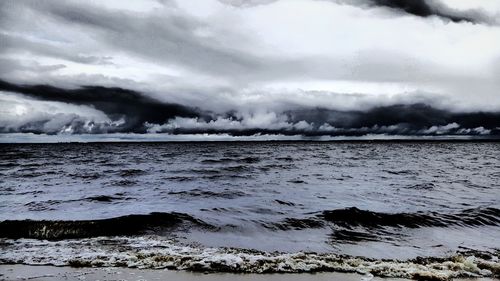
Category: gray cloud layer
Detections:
[
  {"x1": 1, "y1": 0, "x2": 499, "y2": 138},
  {"x1": 1, "y1": 80, "x2": 498, "y2": 136}
]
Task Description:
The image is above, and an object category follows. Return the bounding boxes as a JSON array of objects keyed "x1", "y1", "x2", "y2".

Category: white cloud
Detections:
[{"x1": 0, "y1": 91, "x2": 117, "y2": 134}]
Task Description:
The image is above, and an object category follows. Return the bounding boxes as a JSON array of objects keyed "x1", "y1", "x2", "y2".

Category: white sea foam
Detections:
[{"x1": 1, "y1": 236, "x2": 498, "y2": 280}]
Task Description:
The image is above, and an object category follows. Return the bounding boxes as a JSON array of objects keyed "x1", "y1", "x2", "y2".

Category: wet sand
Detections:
[
  {"x1": 0, "y1": 264, "x2": 397, "y2": 281},
  {"x1": 1, "y1": 265, "x2": 497, "y2": 281}
]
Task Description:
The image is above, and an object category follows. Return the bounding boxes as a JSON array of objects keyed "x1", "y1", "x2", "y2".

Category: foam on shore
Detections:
[{"x1": 1, "y1": 237, "x2": 498, "y2": 280}]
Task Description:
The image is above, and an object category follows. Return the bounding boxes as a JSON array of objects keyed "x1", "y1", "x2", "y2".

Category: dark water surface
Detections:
[{"x1": 1, "y1": 141, "x2": 499, "y2": 277}]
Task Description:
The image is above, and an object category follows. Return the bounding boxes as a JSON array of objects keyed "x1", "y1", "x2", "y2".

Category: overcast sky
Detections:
[{"x1": 1, "y1": 0, "x2": 499, "y2": 137}]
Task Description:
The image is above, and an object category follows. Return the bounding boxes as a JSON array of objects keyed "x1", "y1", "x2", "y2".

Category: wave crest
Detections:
[{"x1": 0, "y1": 212, "x2": 211, "y2": 239}]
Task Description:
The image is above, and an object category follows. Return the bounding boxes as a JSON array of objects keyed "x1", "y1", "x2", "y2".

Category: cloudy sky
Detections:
[{"x1": 1, "y1": 0, "x2": 499, "y2": 138}]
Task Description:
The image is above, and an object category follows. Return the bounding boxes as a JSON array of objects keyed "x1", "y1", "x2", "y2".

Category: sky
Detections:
[{"x1": 0, "y1": 0, "x2": 499, "y2": 139}]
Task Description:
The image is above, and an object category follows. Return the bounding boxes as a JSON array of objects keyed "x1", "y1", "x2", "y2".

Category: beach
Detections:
[
  {"x1": 2, "y1": 265, "x2": 499, "y2": 281},
  {"x1": 0, "y1": 264, "x2": 411, "y2": 281}
]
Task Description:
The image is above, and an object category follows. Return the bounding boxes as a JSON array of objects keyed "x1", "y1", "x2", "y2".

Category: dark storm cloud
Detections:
[
  {"x1": 330, "y1": 0, "x2": 496, "y2": 25},
  {"x1": 369, "y1": 0, "x2": 473, "y2": 23},
  {"x1": 155, "y1": 104, "x2": 500, "y2": 136},
  {"x1": 0, "y1": 80, "x2": 202, "y2": 133},
  {"x1": 287, "y1": 104, "x2": 500, "y2": 133},
  {"x1": 2, "y1": 80, "x2": 499, "y2": 136}
]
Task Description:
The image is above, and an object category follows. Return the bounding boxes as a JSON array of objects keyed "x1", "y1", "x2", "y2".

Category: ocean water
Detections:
[{"x1": 1, "y1": 141, "x2": 499, "y2": 279}]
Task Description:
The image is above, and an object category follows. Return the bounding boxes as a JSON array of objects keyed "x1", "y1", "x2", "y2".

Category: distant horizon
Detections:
[{"x1": 1, "y1": 132, "x2": 499, "y2": 144}]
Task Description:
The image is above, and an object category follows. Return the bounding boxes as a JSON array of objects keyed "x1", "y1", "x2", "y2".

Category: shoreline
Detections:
[
  {"x1": 1, "y1": 236, "x2": 499, "y2": 279},
  {"x1": 0, "y1": 264, "x2": 497, "y2": 281},
  {"x1": 0, "y1": 264, "x2": 395, "y2": 281}
]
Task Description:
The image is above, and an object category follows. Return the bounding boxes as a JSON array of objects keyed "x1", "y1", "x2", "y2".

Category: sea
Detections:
[{"x1": 1, "y1": 141, "x2": 499, "y2": 279}]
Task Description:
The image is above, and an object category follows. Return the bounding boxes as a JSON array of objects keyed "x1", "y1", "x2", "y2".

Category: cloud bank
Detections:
[
  {"x1": 0, "y1": 80, "x2": 201, "y2": 133},
  {"x1": 1, "y1": 80, "x2": 498, "y2": 137}
]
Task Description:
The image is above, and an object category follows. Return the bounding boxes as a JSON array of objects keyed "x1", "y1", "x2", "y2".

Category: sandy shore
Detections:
[
  {"x1": 0, "y1": 264, "x2": 395, "y2": 281},
  {"x1": 1, "y1": 265, "x2": 497, "y2": 281}
]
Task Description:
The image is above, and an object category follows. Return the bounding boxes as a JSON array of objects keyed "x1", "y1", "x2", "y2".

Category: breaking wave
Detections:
[
  {"x1": 0, "y1": 212, "x2": 212, "y2": 240},
  {"x1": 2, "y1": 207, "x2": 499, "y2": 241},
  {"x1": 0, "y1": 237, "x2": 498, "y2": 280}
]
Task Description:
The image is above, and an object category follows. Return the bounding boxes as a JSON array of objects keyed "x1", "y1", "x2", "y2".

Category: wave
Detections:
[
  {"x1": 2, "y1": 207, "x2": 499, "y2": 241},
  {"x1": 118, "y1": 169, "x2": 147, "y2": 177},
  {"x1": 0, "y1": 212, "x2": 211, "y2": 240},
  {"x1": 321, "y1": 207, "x2": 500, "y2": 228},
  {"x1": 0, "y1": 237, "x2": 498, "y2": 279},
  {"x1": 23, "y1": 194, "x2": 130, "y2": 211},
  {"x1": 168, "y1": 189, "x2": 247, "y2": 199},
  {"x1": 84, "y1": 195, "x2": 124, "y2": 202},
  {"x1": 201, "y1": 156, "x2": 260, "y2": 164},
  {"x1": 261, "y1": 207, "x2": 500, "y2": 234},
  {"x1": 263, "y1": 218, "x2": 325, "y2": 230}
]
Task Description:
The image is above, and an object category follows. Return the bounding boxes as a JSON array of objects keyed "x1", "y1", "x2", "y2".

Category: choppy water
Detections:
[{"x1": 1, "y1": 141, "x2": 499, "y2": 278}]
